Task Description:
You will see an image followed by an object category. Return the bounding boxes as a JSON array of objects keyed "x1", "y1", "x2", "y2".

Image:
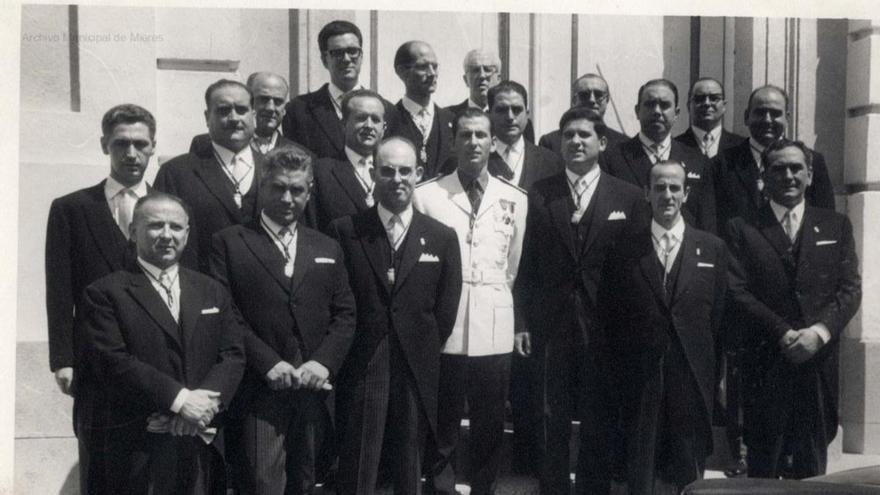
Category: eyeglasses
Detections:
[
  {"x1": 691, "y1": 94, "x2": 724, "y2": 104},
  {"x1": 376, "y1": 165, "x2": 415, "y2": 178},
  {"x1": 574, "y1": 90, "x2": 609, "y2": 102},
  {"x1": 325, "y1": 47, "x2": 363, "y2": 60},
  {"x1": 407, "y1": 62, "x2": 438, "y2": 74}
]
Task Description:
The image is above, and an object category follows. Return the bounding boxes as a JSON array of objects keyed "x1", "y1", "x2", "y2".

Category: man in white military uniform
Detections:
[{"x1": 414, "y1": 108, "x2": 527, "y2": 495}]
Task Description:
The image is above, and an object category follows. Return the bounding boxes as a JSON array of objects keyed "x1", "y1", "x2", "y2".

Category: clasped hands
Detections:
[
  {"x1": 148, "y1": 388, "x2": 221, "y2": 439},
  {"x1": 778, "y1": 328, "x2": 823, "y2": 364},
  {"x1": 265, "y1": 360, "x2": 332, "y2": 391}
]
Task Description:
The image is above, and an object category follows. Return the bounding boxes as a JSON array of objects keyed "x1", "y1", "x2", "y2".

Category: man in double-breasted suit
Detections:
[
  {"x1": 155, "y1": 79, "x2": 262, "y2": 273},
  {"x1": 674, "y1": 78, "x2": 746, "y2": 159},
  {"x1": 600, "y1": 160, "x2": 728, "y2": 494},
  {"x1": 211, "y1": 147, "x2": 356, "y2": 494},
  {"x1": 713, "y1": 85, "x2": 836, "y2": 232},
  {"x1": 309, "y1": 89, "x2": 387, "y2": 234},
  {"x1": 281, "y1": 21, "x2": 397, "y2": 161},
  {"x1": 391, "y1": 41, "x2": 456, "y2": 181},
  {"x1": 415, "y1": 109, "x2": 527, "y2": 495},
  {"x1": 515, "y1": 108, "x2": 649, "y2": 495},
  {"x1": 330, "y1": 137, "x2": 462, "y2": 494},
  {"x1": 726, "y1": 139, "x2": 860, "y2": 479},
  {"x1": 603, "y1": 78, "x2": 716, "y2": 234},
  {"x1": 81, "y1": 193, "x2": 246, "y2": 494},
  {"x1": 45, "y1": 103, "x2": 155, "y2": 494}
]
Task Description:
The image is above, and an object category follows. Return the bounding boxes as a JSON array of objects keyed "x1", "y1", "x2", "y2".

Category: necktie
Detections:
[
  {"x1": 357, "y1": 157, "x2": 375, "y2": 207},
  {"x1": 782, "y1": 210, "x2": 797, "y2": 243},
  {"x1": 660, "y1": 232, "x2": 675, "y2": 294},
  {"x1": 387, "y1": 215, "x2": 404, "y2": 251},
  {"x1": 467, "y1": 179, "x2": 483, "y2": 216},
  {"x1": 417, "y1": 108, "x2": 430, "y2": 136},
  {"x1": 571, "y1": 177, "x2": 588, "y2": 223},
  {"x1": 116, "y1": 188, "x2": 136, "y2": 239},
  {"x1": 701, "y1": 132, "x2": 716, "y2": 157},
  {"x1": 229, "y1": 155, "x2": 250, "y2": 208},
  {"x1": 279, "y1": 226, "x2": 295, "y2": 276},
  {"x1": 159, "y1": 270, "x2": 176, "y2": 316},
  {"x1": 648, "y1": 143, "x2": 662, "y2": 163}
]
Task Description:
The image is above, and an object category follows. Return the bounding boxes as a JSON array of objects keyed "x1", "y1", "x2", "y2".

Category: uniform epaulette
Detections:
[
  {"x1": 415, "y1": 174, "x2": 443, "y2": 188},
  {"x1": 496, "y1": 176, "x2": 527, "y2": 195}
]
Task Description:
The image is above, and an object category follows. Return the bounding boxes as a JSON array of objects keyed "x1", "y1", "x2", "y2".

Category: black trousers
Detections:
[
  {"x1": 509, "y1": 351, "x2": 542, "y2": 474},
  {"x1": 538, "y1": 335, "x2": 617, "y2": 495},
  {"x1": 428, "y1": 353, "x2": 511, "y2": 495},
  {"x1": 336, "y1": 334, "x2": 427, "y2": 495}
]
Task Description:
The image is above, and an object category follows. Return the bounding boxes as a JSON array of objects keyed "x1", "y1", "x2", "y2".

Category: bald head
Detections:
[
  {"x1": 373, "y1": 137, "x2": 423, "y2": 213},
  {"x1": 462, "y1": 50, "x2": 502, "y2": 107},
  {"x1": 571, "y1": 74, "x2": 610, "y2": 119},
  {"x1": 248, "y1": 72, "x2": 290, "y2": 137},
  {"x1": 395, "y1": 41, "x2": 439, "y2": 103}
]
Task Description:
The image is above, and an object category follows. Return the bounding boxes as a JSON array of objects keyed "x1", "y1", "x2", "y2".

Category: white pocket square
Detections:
[
  {"x1": 687, "y1": 171, "x2": 701, "y2": 179},
  {"x1": 419, "y1": 253, "x2": 440, "y2": 262},
  {"x1": 607, "y1": 211, "x2": 626, "y2": 221},
  {"x1": 201, "y1": 307, "x2": 220, "y2": 315},
  {"x1": 815, "y1": 240, "x2": 838, "y2": 246},
  {"x1": 314, "y1": 257, "x2": 336, "y2": 264},
  {"x1": 697, "y1": 262, "x2": 714, "y2": 268}
]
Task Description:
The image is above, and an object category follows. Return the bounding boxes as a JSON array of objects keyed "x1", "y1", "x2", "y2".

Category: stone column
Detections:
[{"x1": 840, "y1": 18, "x2": 880, "y2": 455}]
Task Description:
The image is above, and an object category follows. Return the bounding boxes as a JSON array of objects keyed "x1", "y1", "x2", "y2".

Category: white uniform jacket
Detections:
[{"x1": 413, "y1": 172, "x2": 527, "y2": 356}]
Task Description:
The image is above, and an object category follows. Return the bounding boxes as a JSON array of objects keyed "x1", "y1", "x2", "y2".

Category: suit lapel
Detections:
[
  {"x1": 446, "y1": 174, "x2": 473, "y2": 217},
  {"x1": 357, "y1": 209, "x2": 392, "y2": 295},
  {"x1": 311, "y1": 85, "x2": 345, "y2": 156},
  {"x1": 733, "y1": 143, "x2": 761, "y2": 207},
  {"x1": 83, "y1": 182, "x2": 129, "y2": 270},
  {"x1": 192, "y1": 154, "x2": 242, "y2": 220},
  {"x1": 547, "y1": 175, "x2": 578, "y2": 260},
  {"x1": 518, "y1": 143, "x2": 535, "y2": 188},
  {"x1": 796, "y1": 209, "x2": 819, "y2": 283},
  {"x1": 177, "y1": 270, "x2": 203, "y2": 353},
  {"x1": 639, "y1": 248, "x2": 667, "y2": 308},
  {"x1": 289, "y1": 229, "x2": 313, "y2": 295},
  {"x1": 622, "y1": 138, "x2": 651, "y2": 188},
  {"x1": 331, "y1": 159, "x2": 370, "y2": 210},
  {"x1": 393, "y1": 213, "x2": 427, "y2": 292},
  {"x1": 239, "y1": 224, "x2": 290, "y2": 294},
  {"x1": 579, "y1": 174, "x2": 613, "y2": 257},
  {"x1": 757, "y1": 206, "x2": 793, "y2": 258},
  {"x1": 671, "y1": 228, "x2": 697, "y2": 303},
  {"x1": 126, "y1": 270, "x2": 182, "y2": 350},
  {"x1": 475, "y1": 178, "x2": 501, "y2": 221}
]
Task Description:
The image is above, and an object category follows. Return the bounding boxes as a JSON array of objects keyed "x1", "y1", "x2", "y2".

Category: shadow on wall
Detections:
[
  {"x1": 60, "y1": 464, "x2": 78, "y2": 495},
  {"x1": 813, "y1": 18, "x2": 848, "y2": 194}
]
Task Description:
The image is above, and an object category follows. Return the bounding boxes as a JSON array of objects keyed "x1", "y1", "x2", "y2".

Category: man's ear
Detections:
[{"x1": 100, "y1": 136, "x2": 110, "y2": 155}]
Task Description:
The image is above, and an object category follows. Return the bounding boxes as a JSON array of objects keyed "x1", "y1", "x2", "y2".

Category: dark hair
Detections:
[
  {"x1": 101, "y1": 104, "x2": 156, "y2": 139},
  {"x1": 688, "y1": 77, "x2": 724, "y2": 100},
  {"x1": 132, "y1": 192, "x2": 192, "y2": 226},
  {"x1": 637, "y1": 78, "x2": 679, "y2": 107},
  {"x1": 487, "y1": 80, "x2": 529, "y2": 109},
  {"x1": 747, "y1": 84, "x2": 789, "y2": 113},
  {"x1": 318, "y1": 20, "x2": 362, "y2": 52},
  {"x1": 204, "y1": 79, "x2": 254, "y2": 108},
  {"x1": 761, "y1": 138, "x2": 812, "y2": 171},
  {"x1": 454, "y1": 108, "x2": 493, "y2": 137},
  {"x1": 340, "y1": 88, "x2": 385, "y2": 121},
  {"x1": 262, "y1": 146, "x2": 314, "y2": 182},
  {"x1": 558, "y1": 107, "x2": 607, "y2": 137}
]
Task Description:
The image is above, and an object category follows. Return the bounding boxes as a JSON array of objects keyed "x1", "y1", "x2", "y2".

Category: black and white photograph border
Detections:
[{"x1": 3, "y1": 0, "x2": 880, "y2": 493}]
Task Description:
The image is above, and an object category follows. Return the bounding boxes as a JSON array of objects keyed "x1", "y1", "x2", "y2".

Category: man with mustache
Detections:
[
  {"x1": 45, "y1": 104, "x2": 156, "y2": 494},
  {"x1": 211, "y1": 147, "x2": 356, "y2": 494},
  {"x1": 282, "y1": 20, "x2": 398, "y2": 161},
  {"x1": 603, "y1": 78, "x2": 717, "y2": 233},
  {"x1": 415, "y1": 109, "x2": 527, "y2": 495},
  {"x1": 674, "y1": 77, "x2": 746, "y2": 158},
  {"x1": 189, "y1": 73, "x2": 312, "y2": 159},
  {"x1": 309, "y1": 89, "x2": 387, "y2": 234},
  {"x1": 714, "y1": 85, "x2": 835, "y2": 231},
  {"x1": 445, "y1": 49, "x2": 535, "y2": 143},
  {"x1": 155, "y1": 79, "x2": 261, "y2": 273},
  {"x1": 726, "y1": 139, "x2": 860, "y2": 479},
  {"x1": 392, "y1": 41, "x2": 455, "y2": 181}
]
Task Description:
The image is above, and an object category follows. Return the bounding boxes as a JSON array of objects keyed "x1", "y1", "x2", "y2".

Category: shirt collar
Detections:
[
  {"x1": 211, "y1": 142, "x2": 255, "y2": 168},
  {"x1": 138, "y1": 257, "x2": 178, "y2": 280},
  {"x1": 254, "y1": 129, "x2": 281, "y2": 147},
  {"x1": 749, "y1": 137, "x2": 767, "y2": 154},
  {"x1": 402, "y1": 95, "x2": 434, "y2": 117},
  {"x1": 769, "y1": 199, "x2": 805, "y2": 224},
  {"x1": 104, "y1": 175, "x2": 148, "y2": 201},
  {"x1": 651, "y1": 216, "x2": 685, "y2": 243},
  {"x1": 467, "y1": 97, "x2": 486, "y2": 111},
  {"x1": 638, "y1": 132, "x2": 672, "y2": 153},
  {"x1": 328, "y1": 82, "x2": 362, "y2": 104},
  {"x1": 691, "y1": 124, "x2": 721, "y2": 143},
  {"x1": 344, "y1": 146, "x2": 372, "y2": 168},
  {"x1": 260, "y1": 211, "x2": 296, "y2": 237},
  {"x1": 376, "y1": 202, "x2": 413, "y2": 228},
  {"x1": 457, "y1": 168, "x2": 489, "y2": 192},
  {"x1": 565, "y1": 163, "x2": 601, "y2": 187},
  {"x1": 495, "y1": 136, "x2": 524, "y2": 157}
]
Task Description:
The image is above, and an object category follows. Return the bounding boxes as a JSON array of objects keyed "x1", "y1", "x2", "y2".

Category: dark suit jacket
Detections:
[
  {"x1": 281, "y1": 84, "x2": 399, "y2": 161},
  {"x1": 329, "y1": 208, "x2": 461, "y2": 433},
  {"x1": 210, "y1": 221, "x2": 356, "y2": 393},
  {"x1": 601, "y1": 224, "x2": 728, "y2": 485},
  {"x1": 604, "y1": 136, "x2": 717, "y2": 233},
  {"x1": 45, "y1": 181, "x2": 140, "y2": 373},
  {"x1": 486, "y1": 140, "x2": 564, "y2": 192},
  {"x1": 726, "y1": 205, "x2": 860, "y2": 446},
  {"x1": 713, "y1": 139, "x2": 836, "y2": 234},
  {"x1": 154, "y1": 146, "x2": 263, "y2": 273},
  {"x1": 444, "y1": 98, "x2": 535, "y2": 143},
  {"x1": 81, "y1": 264, "x2": 245, "y2": 438},
  {"x1": 674, "y1": 127, "x2": 746, "y2": 156},
  {"x1": 309, "y1": 157, "x2": 373, "y2": 234},
  {"x1": 390, "y1": 101, "x2": 455, "y2": 180},
  {"x1": 188, "y1": 133, "x2": 313, "y2": 159},
  {"x1": 515, "y1": 172, "x2": 649, "y2": 346}
]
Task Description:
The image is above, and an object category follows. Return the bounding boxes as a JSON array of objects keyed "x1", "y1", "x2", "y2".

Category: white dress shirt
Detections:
[
  {"x1": 253, "y1": 129, "x2": 281, "y2": 154},
  {"x1": 495, "y1": 136, "x2": 525, "y2": 186},
  {"x1": 212, "y1": 142, "x2": 255, "y2": 197},
  {"x1": 104, "y1": 175, "x2": 148, "y2": 238},
  {"x1": 690, "y1": 125, "x2": 722, "y2": 158},
  {"x1": 638, "y1": 132, "x2": 672, "y2": 163},
  {"x1": 565, "y1": 165, "x2": 601, "y2": 222},
  {"x1": 650, "y1": 216, "x2": 685, "y2": 270},
  {"x1": 345, "y1": 146, "x2": 374, "y2": 194},
  {"x1": 377, "y1": 203, "x2": 413, "y2": 251},
  {"x1": 260, "y1": 211, "x2": 299, "y2": 277},
  {"x1": 328, "y1": 82, "x2": 364, "y2": 119},
  {"x1": 401, "y1": 95, "x2": 435, "y2": 139}
]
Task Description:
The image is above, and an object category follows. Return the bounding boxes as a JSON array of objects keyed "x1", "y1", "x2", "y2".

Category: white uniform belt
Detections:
[{"x1": 462, "y1": 269, "x2": 508, "y2": 285}]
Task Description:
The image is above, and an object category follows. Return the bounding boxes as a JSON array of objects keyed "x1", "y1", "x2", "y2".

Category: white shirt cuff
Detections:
[
  {"x1": 170, "y1": 388, "x2": 190, "y2": 413},
  {"x1": 809, "y1": 323, "x2": 832, "y2": 344}
]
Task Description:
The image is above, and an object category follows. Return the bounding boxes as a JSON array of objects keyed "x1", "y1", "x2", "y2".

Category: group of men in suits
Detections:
[{"x1": 45, "y1": 16, "x2": 861, "y2": 495}]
